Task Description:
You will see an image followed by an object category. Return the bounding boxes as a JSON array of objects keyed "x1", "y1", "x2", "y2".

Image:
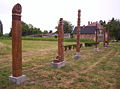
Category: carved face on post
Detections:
[
  {"x1": 12, "y1": 4, "x2": 22, "y2": 14},
  {"x1": 12, "y1": 4, "x2": 22, "y2": 20}
]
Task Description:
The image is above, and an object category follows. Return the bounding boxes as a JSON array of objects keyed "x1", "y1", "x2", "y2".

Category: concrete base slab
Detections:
[
  {"x1": 94, "y1": 48, "x2": 100, "y2": 52},
  {"x1": 51, "y1": 61, "x2": 66, "y2": 68},
  {"x1": 104, "y1": 45, "x2": 110, "y2": 47},
  {"x1": 74, "y1": 52, "x2": 80, "y2": 59},
  {"x1": 9, "y1": 75, "x2": 26, "y2": 84}
]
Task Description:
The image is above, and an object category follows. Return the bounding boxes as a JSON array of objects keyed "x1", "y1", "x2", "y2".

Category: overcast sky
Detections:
[{"x1": 0, "y1": 0, "x2": 120, "y2": 34}]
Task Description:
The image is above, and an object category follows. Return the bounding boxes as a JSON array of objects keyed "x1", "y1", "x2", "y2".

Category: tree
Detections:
[
  {"x1": 9, "y1": 21, "x2": 42, "y2": 36},
  {"x1": 43, "y1": 30, "x2": 48, "y2": 34},
  {"x1": 49, "y1": 30, "x2": 53, "y2": 34},
  {"x1": 63, "y1": 20, "x2": 73, "y2": 33},
  {"x1": 104, "y1": 18, "x2": 120, "y2": 40},
  {"x1": 99, "y1": 20, "x2": 106, "y2": 25},
  {"x1": 22, "y1": 21, "x2": 29, "y2": 36},
  {"x1": 55, "y1": 20, "x2": 73, "y2": 34},
  {"x1": 0, "y1": 32, "x2": 3, "y2": 37},
  {"x1": 0, "y1": 20, "x2": 3, "y2": 37}
]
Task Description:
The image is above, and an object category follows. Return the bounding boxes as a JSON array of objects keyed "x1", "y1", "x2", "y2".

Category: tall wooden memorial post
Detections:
[
  {"x1": 51, "y1": 18, "x2": 66, "y2": 68},
  {"x1": 74, "y1": 9, "x2": 81, "y2": 59},
  {"x1": 9, "y1": 3, "x2": 26, "y2": 84},
  {"x1": 107, "y1": 29, "x2": 110, "y2": 46},
  {"x1": 95, "y1": 24, "x2": 99, "y2": 51},
  {"x1": 103, "y1": 29, "x2": 109, "y2": 47}
]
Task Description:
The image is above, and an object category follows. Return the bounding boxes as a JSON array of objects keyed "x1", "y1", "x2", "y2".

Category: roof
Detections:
[
  {"x1": 88, "y1": 22, "x2": 104, "y2": 30},
  {"x1": 73, "y1": 26, "x2": 97, "y2": 34}
]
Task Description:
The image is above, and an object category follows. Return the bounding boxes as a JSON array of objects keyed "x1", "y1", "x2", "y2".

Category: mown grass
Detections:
[{"x1": 0, "y1": 39, "x2": 120, "y2": 89}]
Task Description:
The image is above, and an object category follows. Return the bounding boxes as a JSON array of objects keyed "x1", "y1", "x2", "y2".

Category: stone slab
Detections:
[
  {"x1": 104, "y1": 45, "x2": 110, "y2": 47},
  {"x1": 9, "y1": 75, "x2": 26, "y2": 84},
  {"x1": 74, "y1": 52, "x2": 80, "y2": 59},
  {"x1": 94, "y1": 48, "x2": 100, "y2": 52},
  {"x1": 51, "y1": 61, "x2": 66, "y2": 68}
]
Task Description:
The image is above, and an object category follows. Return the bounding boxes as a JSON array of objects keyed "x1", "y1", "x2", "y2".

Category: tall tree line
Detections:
[
  {"x1": 101, "y1": 18, "x2": 120, "y2": 40},
  {"x1": 55, "y1": 20, "x2": 73, "y2": 34},
  {"x1": 0, "y1": 20, "x2": 3, "y2": 37},
  {"x1": 9, "y1": 21, "x2": 42, "y2": 36}
]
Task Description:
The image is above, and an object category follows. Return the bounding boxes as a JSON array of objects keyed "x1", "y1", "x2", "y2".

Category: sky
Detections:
[{"x1": 0, "y1": 0, "x2": 120, "y2": 34}]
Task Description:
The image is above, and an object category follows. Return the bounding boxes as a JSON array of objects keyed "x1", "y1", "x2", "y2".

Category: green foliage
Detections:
[
  {"x1": 9, "y1": 21, "x2": 42, "y2": 36},
  {"x1": 55, "y1": 20, "x2": 73, "y2": 34},
  {"x1": 0, "y1": 20, "x2": 3, "y2": 36},
  {"x1": 22, "y1": 37, "x2": 57, "y2": 41},
  {"x1": 104, "y1": 18, "x2": 120, "y2": 40},
  {"x1": 0, "y1": 37, "x2": 94, "y2": 43},
  {"x1": 22, "y1": 22, "x2": 42, "y2": 36},
  {"x1": 0, "y1": 32, "x2": 3, "y2": 37},
  {"x1": 0, "y1": 37, "x2": 11, "y2": 40},
  {"x1": 63, "y1": 20, "x2": 73, "y2": 33},
  {"x1": 43, "y1": 30, "x2": 48, "y2": 34},
  {"x1": 85, "y1": 42, "x2": 98, "y2": 47},
  {"x1": 22, "y1": 37, "x2": 94, "y2": 43},
  {"x1": 49, "y1": 30, "x2": 53, "y2": 33}
]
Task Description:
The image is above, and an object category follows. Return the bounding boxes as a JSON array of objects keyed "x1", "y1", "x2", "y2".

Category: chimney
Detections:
[
  {"x1": 96, "y1": 21, "x2": 98, "y2": 24},
  {"x1": 83, "y1": 25, "x2": 85, "y2": 28},
  {"x1": 88, "y1": 21, "x2": 90, "y2": 25}
]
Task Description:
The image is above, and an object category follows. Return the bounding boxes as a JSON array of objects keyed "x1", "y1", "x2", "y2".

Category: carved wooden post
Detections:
[
  {"x1": 94, "y1": 23, "x2": 100, "y2": 51},
  {"x1": 103, "y1": 29, "x2": 109, "y2": 47},
  {"x1": 51, "y1": 18, "x2": 66, "y2": 68},
  {"x1": 105, "y1": 29, "x2": 108, "y2": 47},
  {"x1": 103, "y1": 29, "x2": 106, "y2": 47},
  {"x1": 58, "y1": 18, "x2": 64, "y2": 62},
  {"x1": 107, "y1": 29, "x2": 110, "y2": 46},
  {"x1": 95, "y1": 27, "x2": 98, "y2": 48},
  {"x1": 9, "y1": 3, "x2": 26, "y2": 84},
  {"x1": 74, "y1": 9, "x2": 81, "y2": 59}
]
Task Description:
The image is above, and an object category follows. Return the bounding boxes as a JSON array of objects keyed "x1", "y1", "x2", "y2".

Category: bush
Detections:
[
  {"x1": 85, "y1": 42, "x2": 99, "y2": 47},
  {"x1": 0, "y1": 37, "x2": 95, "y2": 43},
  {"x1": 0, "y1": 37, "x2": 11, "y2": 40},
  {"x1": 22, "y1": 37, "x2": 57, "y2": 41},
  {"x1": 0, "y1": 32, "x2": 3, "y2": 37}
]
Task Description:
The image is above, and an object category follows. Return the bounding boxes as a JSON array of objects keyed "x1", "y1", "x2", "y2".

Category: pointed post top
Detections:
[
  {"x1": 77, "y1": 9, "x2": 81, "y2": 26},
  {"x1": 59, "y1": 18, "x2": 63, "y2": 25},
  {"x1": 78, "y1": 9, "x2": 81, "y2": 13},
  {"x1": 12, "y1": 3, "x2": 22, "y2": 15},
  {"x1": 60, "y1": 18, "x2": 63, "y2": 21},
  {"x1": 78, "y1": 9, "x2": 81, "y2": 16}
]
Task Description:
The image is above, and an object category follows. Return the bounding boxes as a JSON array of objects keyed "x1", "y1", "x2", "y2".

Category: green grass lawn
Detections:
[{"x1": 0, "y1": 40, "x2": 120, "y2": 89}]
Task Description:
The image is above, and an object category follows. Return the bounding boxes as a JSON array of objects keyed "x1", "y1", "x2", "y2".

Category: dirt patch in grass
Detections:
[
  {"x1": 81, "y1": 50, "x2": 113, "y2": 73},
  {"x1": 0, "y1": 42, "x2": 4, "y2": 46}
]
